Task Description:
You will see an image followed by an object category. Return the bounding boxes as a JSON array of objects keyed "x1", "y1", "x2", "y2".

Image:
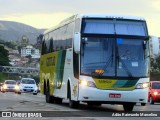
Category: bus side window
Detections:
[
  {"x1": 66, "y1": 39, "x2": 72, "y2": 49},
  {"x1": 46, "y1": 39, "x2": 50, "y2": 53},
  {"x1": 41, "y1": 40, "x2": 47, "y2": 55},
  {"x1": 55, "y1": 40, "x2": 60, "y2": 51},
  {"x1": 59, "y1": 40, "x2": 63, "y2": 50},
  {"x1": 54, "y1": 40, "x2": 57, "y2": 51},
  {"x1": 52, "y1": 40, "x2": 55, "y2": 52},
  {"x1": 49, "y1": 38, "x2": 53, "y2": 52}
]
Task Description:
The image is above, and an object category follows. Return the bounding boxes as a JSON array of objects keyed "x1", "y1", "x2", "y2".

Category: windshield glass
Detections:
[
  {"x1": 22, "y1": 79, "x2": 35, "y2": 84},
  {"x1": 152, "y1": 83, "x2": 160, "y2": 89},
  {"x1": 5, "y1": 81, "x2": 16, "y2": 84},
  {"x1": 82, "y1": 19, "x2": 147, "y2": 36},
  {"x1": 80, "y1": 37, "x2": 149, "y2": 78}
]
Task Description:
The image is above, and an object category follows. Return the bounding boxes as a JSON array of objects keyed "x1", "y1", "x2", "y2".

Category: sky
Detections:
[{"x1": 0, "y1": 0, "x2": 160, "y2": 36}]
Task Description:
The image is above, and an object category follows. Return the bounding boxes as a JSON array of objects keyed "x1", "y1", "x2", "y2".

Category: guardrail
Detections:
[{"x1": 0, "y1": 66, "x2": 39, "y2": 75}]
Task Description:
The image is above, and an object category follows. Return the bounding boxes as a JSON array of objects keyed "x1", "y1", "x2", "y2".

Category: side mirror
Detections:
[{"x1": 74, "y1": 32, "x2": 81, "y2": 54}]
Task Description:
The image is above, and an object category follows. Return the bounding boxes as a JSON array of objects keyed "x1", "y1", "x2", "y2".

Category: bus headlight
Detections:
[
  {"x1": 136, "y1": 82, "x2": 149, "y2": 89},
  {"x1": 80, "y1": 80, "x2": 96, "y2": 88}
]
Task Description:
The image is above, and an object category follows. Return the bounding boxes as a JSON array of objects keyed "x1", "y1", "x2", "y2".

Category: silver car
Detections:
[{"x1": 1, "y1": 80, "x2": 17, "y2": 93}]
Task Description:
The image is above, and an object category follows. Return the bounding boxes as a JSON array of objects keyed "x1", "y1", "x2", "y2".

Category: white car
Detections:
[{"x1": 18, "y1": 78, "x2": 38, "y2": 95}]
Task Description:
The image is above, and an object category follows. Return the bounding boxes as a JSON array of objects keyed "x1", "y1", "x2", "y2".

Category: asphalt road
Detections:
[{"x1": 0, "y1": 92, "x2": 160, "y2": 120}]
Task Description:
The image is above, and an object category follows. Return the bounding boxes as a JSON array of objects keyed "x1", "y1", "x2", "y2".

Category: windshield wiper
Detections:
[
  {"x1": 104, "y1": 44, "x2": 114, "y2": 69},
  {"x1": 97, "y1": 44, "x2": 114, "y2": 75},
  {"x1": 84, "y1": 44, "x2": 114, "y2": 77},
  {"x1": 116, "y1": 48, "x2": 134, "y2": 79}
]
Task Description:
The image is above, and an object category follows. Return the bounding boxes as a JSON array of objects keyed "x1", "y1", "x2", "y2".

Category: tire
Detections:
[
  {"x1": 45, "y1": 84, "x2": 54, "y2": 103},
  {"x1": 141, "y1": 103, "x2": 146, "y2": 106},
  {"x1": 68, "y1": 85, "x2": 79, "y2": 108},
  {"x1": 18, "y1": 92, "x2": 21, "y2": 94},
  {"x1": 150, "y1": 96, "x2": 154, "y2": 104},
  {"x1": 33, "y1": 93, "x2": 37, "y2": 95},
  {"x1": 123, "y1": 103, "x2": 135, "y2": 112},
  {"x1": 55, "y1": 98, "x2": 62, "y2": 104}
]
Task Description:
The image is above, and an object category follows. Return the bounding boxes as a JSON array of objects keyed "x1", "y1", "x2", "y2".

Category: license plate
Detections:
[
  {"x1": 26, "y1": 89, "x2": 32, "y2": 92},
  {"x1": 8, "y1": 87, "x2": 14, "y2": 88},
  {"x1": 109, "y1": 93, "x2": 121, "y2": 98}
]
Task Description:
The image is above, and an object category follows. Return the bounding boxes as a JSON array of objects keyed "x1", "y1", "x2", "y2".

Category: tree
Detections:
[
  {"x1": 151, "y1": 56, "x2": 160, "y2": 73},
  {"x1": 0, "y1": 45, "x2": 10, "y2": 66},
  {"x1": 5, "y1": 42, "x2": 16, "y2": 49}
]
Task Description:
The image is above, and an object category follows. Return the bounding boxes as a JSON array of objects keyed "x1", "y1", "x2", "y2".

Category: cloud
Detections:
[{"x1": 152, "y1": 0, "x2": 160, "y2": 11}]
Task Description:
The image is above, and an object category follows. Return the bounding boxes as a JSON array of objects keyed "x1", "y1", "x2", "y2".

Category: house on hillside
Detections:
[{"x1": 21, "y1": 45, "x2": 40, "y2": 58}]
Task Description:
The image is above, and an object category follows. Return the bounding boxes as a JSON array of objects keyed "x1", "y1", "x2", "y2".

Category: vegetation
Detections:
[
  {"x1": 0, "y1": 73, "x2": 8, "y2": 82},
  {"x1": 0, "y1": 40, "x2": 17, "y2": 49},
  {"x1": 0, "y1": 45, "x2": 10, "y2": 66},
  {"x1": 150, "y1": 56, "x2": 160, "y2": 81}
]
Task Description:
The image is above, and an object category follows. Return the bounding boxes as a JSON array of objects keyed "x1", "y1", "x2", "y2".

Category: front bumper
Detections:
[
  {"x1": 2, "y1": 88, "x2": 16, "y2": 92},
  {"x1": 79, "y1": 86, "x2": 148, "y2": 104},
  {"x1": 153, "y1": 95, "x2": 160, "y2": 102},
  {"x1": 19, "y1": 88, "x2": 37, "y2": 93}
]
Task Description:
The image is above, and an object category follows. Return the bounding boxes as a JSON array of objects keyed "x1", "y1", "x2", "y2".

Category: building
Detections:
[
  {"x1": 21, "y1": 35, "x2": 29, "y2": 47},
  {"x1": 150, "y1": 36, "x2": 160, "y2": 58},
  {"x1": 9, "y1": 50, "x2": 19, "y2": 55},
  {"x1": 21, "y1": 45, "x2": 40, "y2": 58}
]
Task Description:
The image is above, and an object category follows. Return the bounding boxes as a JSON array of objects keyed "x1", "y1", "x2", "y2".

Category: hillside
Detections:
[{"x1": 0, "y1": 21, "x2": 45, "y2": 44}]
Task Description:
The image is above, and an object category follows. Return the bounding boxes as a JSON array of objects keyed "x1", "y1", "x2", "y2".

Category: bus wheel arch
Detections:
[
  {"x1": 67, "y1": 80, "x2": 79, "y2": 108},
  {"x1": 45, "y1": 79, "x2": 54, "y2": 103},
  {"x1": 67, "y1": 80, "x2": 70, "y2": 99},
  {"x1": 43, "y1": 80, "x2": 46, "y2": 95}
]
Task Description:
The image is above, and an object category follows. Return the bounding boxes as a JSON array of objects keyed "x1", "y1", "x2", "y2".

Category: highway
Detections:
[{"x1": 0, "y1": 92, "x2": 160, "y2": 120}]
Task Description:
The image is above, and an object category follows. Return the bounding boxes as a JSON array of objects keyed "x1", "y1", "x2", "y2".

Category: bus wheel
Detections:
[
  {"x1": 45, "y1": 85, "x2": 54, "y2": 103},
  {"x1": 141, "y1": 103, "x2": 146, "y2": 106},
  {"x1": 123, "y1": 103, "x2": 135, "y2": 111},
  {"x1": 55, "y1": 98, "x2": 62, "y2": 104},
  {"x1": 68, "y1": 86, "x2": 79, "y2": 108}
]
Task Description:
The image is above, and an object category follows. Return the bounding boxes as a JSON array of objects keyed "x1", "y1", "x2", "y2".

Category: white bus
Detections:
[{"x1": 40, "y1": 14, "x2": 150, "y2": 111}]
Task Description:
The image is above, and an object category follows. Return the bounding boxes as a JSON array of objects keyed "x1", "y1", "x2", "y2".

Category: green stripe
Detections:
[
  {"x1": 122, "y1": 79, "x2": 138, "y2": 87},
  {"x1": 112, "y1": 80, "x2": 128, "y2": 88},
  {"x1": 112, "y1": 79, "x2": 138, "y2": 88},
  {"x1": 56, "y1": 50, "x2": 66, "y2": 89}
]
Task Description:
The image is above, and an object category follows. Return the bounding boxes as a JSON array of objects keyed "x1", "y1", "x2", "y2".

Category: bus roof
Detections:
[
  {"x1": 44, "y1": 13, "x2": 145, "y2": 34},
  {"x1": 77, "y1": 13, "x2": 145, "y2": 20}
]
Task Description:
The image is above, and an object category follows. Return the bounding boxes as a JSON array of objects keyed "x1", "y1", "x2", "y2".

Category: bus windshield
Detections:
[
  {"x1": 82, "y1": 19, "x2": 147, "y2": 36},
  {"x1": 80, "y1": 37, "x2": 149, "y2": 78}
]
